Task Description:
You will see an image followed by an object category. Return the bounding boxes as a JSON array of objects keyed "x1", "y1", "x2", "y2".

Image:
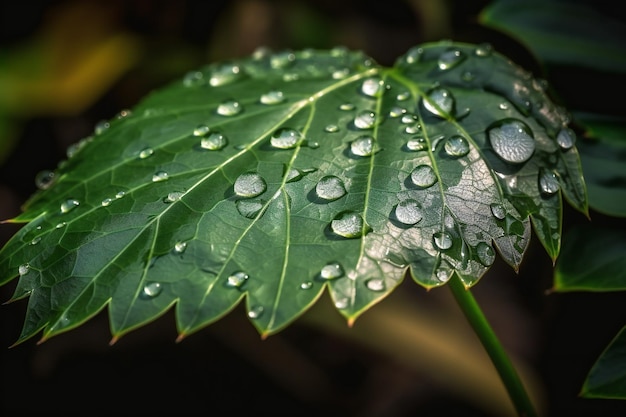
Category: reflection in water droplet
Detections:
[
  {"x1": 248, "y1": 305, "x2": 264, "y2": 319},
  {"x1": 488, "y1": 119, "x2": 535, "y2": 164},
  {"x1": 410, "y1": 165, "x2": 437, "y2": 188},
  {"x1": 316, "y1": 176, "x2": 346, "y2": 201},
  {"x1": 193, "y1": 124, "x2": 210, "y2": 137},
  {"x1": 236, "y1": 199, "x2": 265, "y2": 218},
  {"x1": 406, "y1": 137, "x2": 427, "y2": 151},
  {"x1": 217, "y1": 99, "x2": 242, "y2": 116},
  {"x1": 433, "y1": 232, "x2": 453, "y2": 250},
  {"x1": 423, "y1": 88, "x2": 455, "y2": 118},
  {"x1": 353, "y1": 111, "x2": 377, "y2": 129},
  {"x1": 226, "y1": 271, "x2": 249, "y2": 288},
  {"x1": 539, "y1": 169, "x2": 560, "y2": 195},
  {"x1": 271, "y1": 128, "x2": 302, "y2": 149},
  {"x1": 35, "y1": 170, "x2": 56, "y2": 190},
  {"x1": 394, "y1": 199, "x2": 423, "y2": 225},
  {"x1": 234, "y1": 172, "x2": 267, "y2": 198},
  {"x1": 61, "y1": 199, "x2": 80, "y2": 214},
  {"x1": 330, "y1": 212, "x2": 366, "y2": 238},
  {"x1": 444, "y1": 135, "x2": 470, "y2": 157},
  {"x1": 556, "y1": 128, "x2": 576, "y2": 150},
  {"x1": 260, "y1": 90, "x2": 285, "y2": 105},
  {"x1": 320, "y1": 262, "x2": 344, "y2": 280},
  {"x1": 366, "y1": 278, "x2": 385, "y2": 292},
  {"x1": 361, "y1": 77, "x2": 385, "y2": 97},
  {"x1": 173, "y1": 241, "x2": 187, "y2": 254},
  {"x1": 490, "y1": 203, "x2": 506, "y2": 220},
  {"x1": 350, "y1": 136, "x2": 374, "y2": 156},
  {"x1": 142, "y1": 282, "x2": 162, "y2": 298},
  {"x1": 201, "y1": 133, "x2": 228, "y2": 150},
  {"x1": 152, "y1": 171, "x2": 169, "y2": 182},
  {"x1": 476, "y1": 242, "x2": 496, "y2": 266},
  {"x1": 139, "y1": 147, "x2": 154, "y2": 159},
  {"x1": 209, "y1": 63, "x2": 242, "y2": 87},
  {"x1": 300, "y1": 281, "x2": 313, "y2": 290}
]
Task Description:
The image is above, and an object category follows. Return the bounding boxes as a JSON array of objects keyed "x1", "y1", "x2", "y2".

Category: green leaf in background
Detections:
[
  {"x1": 479, "y1": 0, "x2": 626, "y2": 73},
  {"x1": 581, "y1": 326, "x2": 626, "y2": 399},
  {"x1": 0, "y1": 42, "x2": 587, "y2": 345}
]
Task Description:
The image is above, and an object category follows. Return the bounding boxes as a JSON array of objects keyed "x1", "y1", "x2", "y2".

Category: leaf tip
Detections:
[
  {"x1": 109, "y1": 335, "x2": 120, "y2": 346},
  {"x1": 347, "y1": 317, "x2": 356, "y2": 328},
  {"x1": 175, "y1": 333, "x2": 186, "y2": 343}
]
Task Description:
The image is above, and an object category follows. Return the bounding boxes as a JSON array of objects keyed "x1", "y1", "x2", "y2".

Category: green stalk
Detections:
[{"x1": 449, "y1": 274, "x2": 538, "y2": 417}]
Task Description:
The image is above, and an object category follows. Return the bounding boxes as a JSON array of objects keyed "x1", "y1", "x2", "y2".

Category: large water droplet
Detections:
[
  {"x1": 270, "y1": 128, "x2": 302, "y2": 149},
  {"x1": 142, "y1": 282, "x2": 162, "y2": 298},
  {"x1": 444, "y1": 135, "x2": 470, "y2": 157},
  {"x1": 406, "y1": 136, "x2": 427, "y2": 151},
  {"x1": 556, "y1": 127, "x2": 576, "y2": 150},
  {"x1": 217, "y1": 99, "x2": 242, "y2": 116},
  {"x1": 201, "y1": 132, "x2": 228, "y2": 150},
  {"x1": 438, "y1": 49, "x2": 465, "y2": 70},
  {"x1": 236, "y1": 199, "x2": 265, "y2": 218},
  {"x1": 60, "y1": 199, "x2": 80, "y2": 213},
  {"x1": 423, "y1": 88, "x2": 455, "y2": 118},
  {"x1": 226, "y1": 271, "x2": 249, "y2": 288},
  {"x1": 353, "y1": 111, "x2": 377, "y2": 129},
  {"x1": 488, "y1": 119, "x2": 535, "y2": 164},
  {"x1": 490, "y1": 203, "x2": 506, "y2": 220},
  {"x1": 320, "y1": 262, "x2": 344, "y2": 280},
  {"x1": 234, "y1": 172, "x2": 267, "y2": 198},
  {"x1": 433, "y1": 231, "x2": 453, "y2": 250},
  {"x1": 152, "y1": 171, "x2": 169, "y2": 182},
  {"x1": 248, "y1": 305, "x2": 264, "y2": 319},
  {"x1": 361, "y1": 77, "x2": 385, "y2": 98},
  {"x1": 410, "y1": 165, "x2": 437, "y2": 188},
  {"x1": 330, "y1": 212, "x2": 366, "y2": 238},
  {"x1": 35, "y1": 170, "x2": 56, "y2": 190},
  {"x1": 138, "y1": 147, "x2": 154, "y2": 159},
  {"x1": 394, "y1": 199, "x2": 423, "y2": 225},
  {"x1": 209, "y1": 63, "x2": 242, "y2": 86},
  {"x1": 476, "y1": 242, "x2": 496, "y2": 266},
  {"x1": 350, "y1": 135, "x2": 374, "y2": 156},
  {"x1": 316, "y1": 176, "x2": 346, "y2": 201},
  {"x1": 539, "y1": 169, "x2": 560, "y2": 195},
  {"x1": 365, "y1": 278, "x2": 385, "y2": 292},
  {"x1": 260, "y1": 90, "x2": 285, "y2": 105}
]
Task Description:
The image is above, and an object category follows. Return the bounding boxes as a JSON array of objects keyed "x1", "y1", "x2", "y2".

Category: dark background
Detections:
[{"x1": 1, "y1": 1, "x2": 625, "y2": 416}]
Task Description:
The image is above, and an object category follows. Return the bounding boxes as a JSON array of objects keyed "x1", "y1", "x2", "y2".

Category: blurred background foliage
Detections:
[{"x1": 0, "y1": 1, "x2": 624, "y2": 416}]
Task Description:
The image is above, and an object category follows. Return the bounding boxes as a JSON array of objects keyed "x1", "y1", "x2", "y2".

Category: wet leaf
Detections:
[
  {"x1": 0, "y1": 42, "x2": 588, "y2": 344},
  {"x1": 581, "y1": 326, "x2": 626, "y2": 399}
]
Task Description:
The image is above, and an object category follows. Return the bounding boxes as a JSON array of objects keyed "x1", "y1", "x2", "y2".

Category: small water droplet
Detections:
[
  {"x1": 94, "y1": 120, "x2": 110, "y2": 135},
  {"x1": 152, "y1": 171, "x2": 169, "y2": 182},
  {"x1": 394, "y1": 199, "x2": 423, "y2": 225},
  {"x1": 30, "y1": 236, "x2": 41, "y2": 246},
  {"x1": 138, "y1": 147, "x2": 154, "y2": 159},
  {"x1": 116, "y1": 191, "x2": 126, "y2": 199},
  {"x1": 248, "y1": 305, "x2": 264, "y2": 319},
  {"x1": 405, "y1": 46, "x2": 423, "y2": 64},
  {"x1": 444, "y1": 135, "x2": 470, "y2": 157},
  {"x1": 353, "y1": 111, "x2": 377, "y2": 129},
  {"x1": 334, "y1": 298, "x2": 349, "y2": 309},
  {"x1": 324, "y1": 124, "x2": 339, "y2": 133},
  {"x1": 350, "y1": 135, "x2": 374, "y2": 156},
  {"x1": 389, "y1": 106, "x2": 407, "y2": 117},
  {"x1": 433, "y1": 231, "x2": 453, "y2": 250},
  {"x1": 193, "y1": 124, "x2": 210, "y2": 137},
  {"x1": 330, "y1": 212, "x2": 366, "y2": 239},
  {"x1": 410, "y1": 165, "x2": 437, "y2": 188},
  {"x1": 271, "y1": 51, "x2": 296, "y2": 69},
  {"x1": 201, "y1": 132, "x2": 228, "y2": 150},
  {"x1": 35, "y1": 170, "x2": 56, "y2": 190},
  {"x1": 217, "y1": 99, "x2": 242, "y2": 116},
  {"x1": 183, "y1": 71, "x2": 203, "y2": 87},
  {"x1": 164, "y1": 191, "x2": 184, "y2": 203},
  {"x1": 234, "y1": 172, "x2": 267, "y2": 198},
  {"x1": 116, "y1": 109, "x2": 132, "y2": 119},
  {"x1": 475, "y1": 43, "x2": 493, "y2": 57},
  {"x1": 539, "y1": 169, "x2": 560, "y2": 195},
  {"x1": 332, "y1": 68, "x2": 350, "y2": 79},
  {"x1": 55, "y1": 222, "x2": 66, "y2": 229},
  {"x1": 361, "y1": 77, "x2": 385, "y2": 97},
  {"x1": 19, "y1": 263, "x2": 30, "y2": 276},
  {"x1": 436, "y1": 268, "x2": 451, "y2": 283},
  {"x1": 101, "y1": 198, "x2": 113, "y2": 207},
  {"x1": 320, "y1": 262, "x2": 344, "y2": 280},
  {"x1": 488, "y1": 119, "x2": 535, "y2": 164},
  {"x1": 396, "y1": 91, "x2": 410, "y2": 101},
  {"x1": 476, "y1": 242, "x2": 496, "y2": 266},
  {"x1": 260, "y1": 90, "x2": 285, "y2": 105},
  {"x1": 490, "y1": 203, "x2": 506, "y2": 220},
  {"x1": 438, "y1": 49, "x2": 465, "y2": 70},
  {"x1": 142, "y1": 282, "x2": 162, "y2": 298},
  {"x1": 300, "y1": 281, "x2": 313, "y2": 290},
  {"x1": 209, "y1": 63, "x2": 242, "y2": 86},
  {"x1": 556, "y1": 127, "x2": 576, "y2": 150},
  {"x1": 236, "y1": 199, "x2": 265, "y2": 218},
  {"x1": 339, "y1": 103, "x2": 355, "y2": 111},
  {"x1": 316, "y1": 176, "x2": 346, "y2": 201},
  {"x1": 271, "y1": 128, "x2": 302, "y2": 149},
  {"x1": 406, "y1": 136, "x2": 427, "y2": 151},
  {"x1": 365, "y1": 278, "x2": 385, "y2": 292},
  {"x1": 226, "y1": 271, "x2": 249, "y2": 289},
  {"x1": 423, "y1": 88, "x2": 455, "y2": 118},
  {"x1": 498, "y1": 102, "x2": 509, "y2": 110},
  {"x1": 401, "y1": 114, "x2": 418, "y2": 124},
  {"x1": 60, "y1": 199, "x2": 80, "y2": 213},
  {"x1": 173, "y1": 241, "x2": 187, "y2": 254}
]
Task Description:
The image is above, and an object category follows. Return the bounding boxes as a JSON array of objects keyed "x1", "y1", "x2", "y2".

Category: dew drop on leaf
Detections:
[
  {"x1": 141, "y1": 282, "x2": 162, "y2": 299},
  {"x1": 489, "y1": 203, "x2": 506, "y2": 220},
  {"x1": 361, "y1": 77, "x2": 385, "y2": 98},
  {"x1": 394, "y1": 199, "x2": 423, "y2": 225},
  {"x1": 193, "y1": 124, "x2": 210, "y2": 137},
  {"x1": 152, "y1": 171, "x2": 169, "y2": 182},
  {"x1": 300, "y1": 281, "x2": 313, "y2": 290},
  {"x1": 423, "y1": 87, "x2": 455, "y2": 118},
  {"x1": 60, "y1": 199, "x2": 80, "y2": 213},
  {"x1": 116, "y1": 191, "x2": 126, "y2": 199},
  {"x1": 138, "y1": 147, "x2": 154, "y2": 159},
  {"x1": 56, "y1": 222, "x2": 66, "y2": 229},
  {"x1": 406, "y1": 137, "x2": 427, "y2": 151},
  {"x1": 183, "y1": 71, "x2": 203, "y2": 87},
  {"x1": 444, "y1": 135, "x2": 470, "y2": 157},
  {"x1": 539, "y1": 169, "x2": 560, "y2": 195},
  {"x1": 476, "y1": 242, "x2": 496, "y2": 266},
  {"x1": 401, "y1": 114, "x2": 418, "y2": 124},
  {"x1": 350, "y1": 135, "x2": 374, "y2": 156},
  {"x1": 35, "y1": 170, "x2": 56, "y2": 190},
  {"x1": 30, "y1": 236, "x2": 41, "y2": 246},
  {"x1": 556, "y1": 127, "x2": 576, "y2": 150},
  {"x1": 474, "y1": 43, "x2": 493, "y2": 57},
  {"x1": 410, "y1": 165, "x2": 437, "y2": 188},
  {"x1": 365, "y1": 278, "x2": 385, "y2": 292},
  {"x1": 248, "y1": 305, "x2": 264, "y2": 319},
  {"x1": 353, "y1": 111, "x2": 377, "y2": 129},
  {"x1": 270, "y1": 51, "x2": 295, "y2": 69},
  {"x1": 324, "y1": 124, "x2": 339, "y2": 133},
  {"x1": 236, "y1": 199, "x2": 265, "y2": 218},
  {"x1": 488, "y1": 119, "x2": 535, "y2": 164},
  {"x1": 332, "y1": 68, "x2": 350, "y2": 79},
  {"x1": 438, "y1": 49, "x2": 465, "y2": 70},
  {"x1": 270, "y1": 128, "x2": 302, "y2": 149},
  {"x1": 18, "y1": 263, "x2": 30, "y2": 276},
  {"x1": 396, "y1": 91, "x2": 410, "y2": 101},
  {"x1": 339, "y1": 103, "x2": 355, "y2": 111},
  {"x1": 209, "y1": 63, "x2": 242, "y2": 87},
  {"x1": 234, "y1": 172, "x2": 267, "y2": 198},
  {"x1": 433, "y1": 231, "x2": 453, "y2": 250},
  {"x1": 315, "y1": 176, "x2": 346, "y2": 201},
  {"x1": 164, "y1": 191, "x2": 183, "y2": 203},
  {"x1": 94, "y1": 120, "x2": 110, "y2": 135},
  {"x1": 330, "y1": 212, "x2": 366, "y2": 239},
  {"x1": 173, "y1": 241, "x2": 187, "y2": 254},
  {"x1": 101, "y1": 198, "x2": 113, "y2": 207},
  {"x1": 404, "y1": 46, "x2": 423, "y2": 64},
  {"x1": 436, "y1": 268, "x2": 451, "y2": 283},
  {"x1": 404, "y1": 125, "x2": 420, "y2": 134},
  {"x1": 200, "y1": 133, "x2": 228, "y2": 150},
  {"x1": 217, "y1": 99, "x2": 242, "y2": 116},
  {"x1": 389, "y1": 106, "x2": 407, "y2": 117},
  {"x1": 320, "y1": 262, "x2": 344, "y2": 280},
  {"x1": 334, "y1": 298, "x2": 349, "y2": 309},
  {"x1": 260, "y1": 90, "x2": 285, "y2": 105},
  {"x1": 226, "y1": 271, "x2": 249, "y2": 288}
]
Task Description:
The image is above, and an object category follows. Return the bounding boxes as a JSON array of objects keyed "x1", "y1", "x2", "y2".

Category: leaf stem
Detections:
[{"x1": 448, "y1": 275, "x2": 538, "y2": 417}]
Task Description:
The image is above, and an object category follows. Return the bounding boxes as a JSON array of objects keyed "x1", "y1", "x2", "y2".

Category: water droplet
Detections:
[
  {"x1": 320, "y1": 262, "x2": 344, "y2": 280},
  {"x1": 271, "y1": 51, "x2": 296, "y2": 69},
  {"x1": 35, "y1": 170, "x2": 56, "y2": 190},
  {"x1": 404, "y1": 46, "x2": 423, "y2": 64},
  {"x1": 475, "y1": 43, "x2": 493, "y2": 57},
  {"x1": 152, "y1": 171, "x2": 169, "y2": 182},
  {"x1": 316, "y1": 176, "x2": 346, "y2": 201},
  {"x1": 361, "y1": 77, "x2": 385, "y2": 97},
  {"x1": 217, "y1": 99, "x2": 242, "y2": 116},
  {"x1": 116, "y1": 109, "x2": 132, "y2": 119},
  {"x1": 394, "y1": 199, "x2": 423, "y2": 225},
  {"x1": 339, "y1": 103, "x2": 355, "y2": 111},
  {"x1": 365, "y1": 278, "x2": 385, "y2": 292},
  {"x1": 401, "y1": 114, "x2": 418, "y2": 124},
  {"x1": 406, "y1": 136, "x2": 427, "y2": 151},
  {"x1": 94, "y1": 120, "x2": 110, "y2": 135},
  {"x1": 332, "y1": 68, "x2": 350, "y2": 79},
  {"x1": 19, "y1": 263, "x2": 30, "y2": 276},
  {"x1": 101, "y1": 198, "x2": 113, "y2": 207},
  {"x1": 270, "y1": 128, "x2": 302, "y2": 149},
  {"x1": 436, "y1": 268, "x2": 451, "y2": 283},
  {"x1": 488, "y1": 119, "x2": 535, "y2": 164},
  {"x1": 142, "y1": 282, "x2": 162, "y2": 298},
  {"x1": 389, "y1": 106, "x2": 407, "y2": 117},
  {"x1": 193, "y1": 124, "x2": 210, "y2": 137},
  {"x1": 334, "y1": 298, "x2": 349, "y2": 309},
  {"x1": 324, "y1": 124, "x2": 339, "y2": 133},
  {"x1": 234, "y1": 172, "x2": 267, "y2": 198},
  {"x1": 200, "y1": 132, "x2": 228, "y2": 150},
  {"x1": 252, "y1": 46, "x2": 271, "y2": 60},
  {"x1": 164, "y1": 191, "x2": 184, "y2": 203},
  {"x1": 236, "y1": 199, "x2": 265, "y2": 218},
  {"x1": 444, "y1": 135, "x2": 470, "y2": 157},
  {"x1": 396, "y1": 91, "x2": 410, "y2": 101},
  {"x1": 461, "y1": 71, "x2": 475, "y2": 82},
  {"x1": 226, "y1": 271, "x2": 249, "y2": 289},
  {"x1": 438, "y1": 49, "x2": 465, "y2": 70},
  {"x1": 60, "y1": 199, "x2": 80, "y2": 213},
  {"x1": 116, "y1": 191, "x2": 126, "y2": 199},
  {"x1": 350, "y1": 135, "x2": 374, "y2": 156},
  {"x1": 330, "y1": 212, "x2": 366, "y2": 239},
  {"x1": 433, "y1": 231, "x2": 453, "y2": 250},
  {"x1": 300, "y1": 281, "x2": 313, "y2": 290},
  {"x1": 55, "y1": 222, "x2": 66, "y2": 229},
  {"x1": 138, "y1": 147, "x2": 154, "y2": 159},
  {"x1": 173, "y1": 241, "x2": 187, "y2": 254},
  {"x1": 183, "y1": 71, "x2": 203, "y2": 87},
  {"x1": 209, "y1": 63, "x2": 242, "y2": 86},
  {"x1": 260, "y1": 90, "x2": 285, "y2": 105},
  {"x1": 423, "y1": 88, "x2": 455, "y2": 118},
  {"x1": 490, "y1": 203, "x2": 506, "y2": 220},
  {"x1": 353, "y1": 111, "x2": 377, "y2": 129},
  {"x1": 556, "y1": 127, "x2": 576, "y2": 150},
  {"x1": 410, "y1": 165, "x2": 437, "y2": 188},
  {"x1": 539, "y1": 169, "x2": 560, "y2": 195},
  {"x1": 30, "y1": 236, "x2": 41, "y2": 246},
  {"x1": 498, "y1": 103, "x2": 509, "y2": 110},
  {"x1": 248, "y1": 305, "x2": 264, "y2": 319},
  {"x1": 476, "y1": 242, "x2": 496, "y2": 266},
  {"x1": 404, "y1": 125, "x2": 420, "y2": 134}
]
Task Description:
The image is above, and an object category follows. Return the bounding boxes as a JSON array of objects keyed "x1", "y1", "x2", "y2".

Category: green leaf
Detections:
[
  {"x1": 0, "y1": 42, "x2": 588, "y2": 344},
  {"x1": 581, "y1": 326, "x2": 626, "y2": 399},
  {"x1": 554, "y1": 224, "x2": 626, "y2": 292}
]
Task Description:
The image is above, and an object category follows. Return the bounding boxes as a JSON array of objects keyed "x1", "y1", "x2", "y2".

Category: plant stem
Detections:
[{"x1": 449, "y1": 275, "x2": 538, "y2": 417}]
